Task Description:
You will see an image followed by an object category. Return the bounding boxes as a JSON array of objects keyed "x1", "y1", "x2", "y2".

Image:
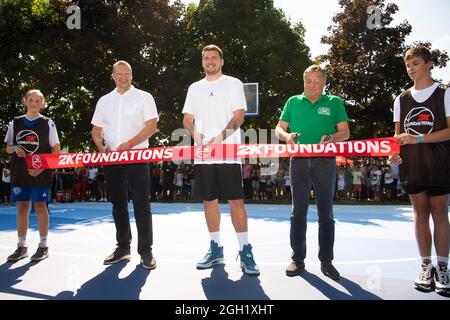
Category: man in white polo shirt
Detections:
[
  {"x1": 182, "y1": 45, "x2": 259, "y2": 275},
  {"x1": 91, "y1": 60, "x2": 158, "y2": 269}
]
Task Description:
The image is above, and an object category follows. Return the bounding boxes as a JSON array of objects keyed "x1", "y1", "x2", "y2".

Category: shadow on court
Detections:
[
  {"x1": 246, "y1": 204, "x2": 414, "y2": 226},
  {"x1": 0, "y1": 261, "x2": 53, "y2": 299},
  {"x1": 153, "y1": 203, "x2": 415, "y2": 225},
  {"x1": 0, "y1": 203, "x2": 415, "y2": 234},
  {"x1": 54, "y1": 261, "x2": 152, "y2": 300},
  {"x1": 201, "y1": 264, "x2": 270, "y2": 300},
  {"x1": 298, "y1": 271, "x2": 382, "y2": 300}
]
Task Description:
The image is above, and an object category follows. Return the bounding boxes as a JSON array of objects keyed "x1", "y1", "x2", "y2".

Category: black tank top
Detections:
[
  {"x1": 399, "y1": 86, "x2": 450, "y2": 187},
  {"x1": 11, "y1": 116, "x2": 53, "y2": 187}
]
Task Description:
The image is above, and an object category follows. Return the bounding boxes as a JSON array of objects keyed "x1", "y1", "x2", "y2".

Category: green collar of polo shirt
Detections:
[
  {"x1": 299, "y1": 92, "x2": 327, "y2": 105},
  {"x1": 290, "y1": 93, "x2": 339, "y2": 144}
]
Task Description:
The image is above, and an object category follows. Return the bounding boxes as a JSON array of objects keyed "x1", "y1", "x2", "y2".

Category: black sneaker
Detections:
[
  {"x1": 103, "y1": 248, "x2": 131, "y2": 265},
  {"x1": 140, "y1": 254, "x2": 157, "y2": 270},
  {"x1": 286, "y1": 261, "x2": 305, "y2": 277},
  {"x1": 321, "y1": 262, "x2": 340, "y2": 280},
  {"x1": 31, "y1": 247, "x2": 49, "y2": 261},
  {"x1": 7, "y1": 247, "x2": 28, "y2": 262}
]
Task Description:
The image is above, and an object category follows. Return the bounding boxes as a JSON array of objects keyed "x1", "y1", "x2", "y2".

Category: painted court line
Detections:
[{"x1": 0, "y1": 245, "x2": 424, "y2": 265}]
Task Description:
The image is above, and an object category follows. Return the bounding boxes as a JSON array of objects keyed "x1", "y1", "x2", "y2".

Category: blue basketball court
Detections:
[{"x1": 0, "y1": 202, "x2": 448, "y2": 300}]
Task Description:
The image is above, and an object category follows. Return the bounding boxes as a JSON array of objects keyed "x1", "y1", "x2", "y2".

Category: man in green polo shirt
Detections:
[{"x1": 275, "y1": 64, "x2": 350, "y2": 280}]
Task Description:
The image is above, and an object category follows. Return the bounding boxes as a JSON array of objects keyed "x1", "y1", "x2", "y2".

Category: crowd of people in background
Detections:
[
  {"x1": 335, "y1": 160, "x2": 403, "y2": 202},
  {"x1": 0, "y1": 155, "x2": 12, "y2": 205},
  {"x1": 0, "y1": 154, "x2": 407, "y2": 205}
]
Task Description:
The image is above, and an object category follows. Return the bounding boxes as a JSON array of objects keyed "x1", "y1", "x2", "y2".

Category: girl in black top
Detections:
[{"x1": 4, "y1": 89, "x2": 61, "y2": 262}]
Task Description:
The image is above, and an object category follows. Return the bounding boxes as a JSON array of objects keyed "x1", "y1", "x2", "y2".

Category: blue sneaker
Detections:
[
  {"x1": 239, "y1": 244, "x2": 260, "y2": 276},
  {"x1": 196, "y1": 241, "x2": 224, "y2": 269}
]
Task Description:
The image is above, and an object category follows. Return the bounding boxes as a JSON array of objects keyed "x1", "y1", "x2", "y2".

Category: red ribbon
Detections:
[{"x1": 26, "y1": 137, "x2": 399, "y2": 169}]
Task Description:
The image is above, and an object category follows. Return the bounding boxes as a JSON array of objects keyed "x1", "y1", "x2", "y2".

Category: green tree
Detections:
[
  {"x1": 320, "y1": 0, "x2": 448, "y2": 139},
  {"x1": 0, "y1": 0, "x2": 185, "y2": 150},
  {"x1": 0, "y1": 0, "x2": 63, "y2": 134},
  {"x1": 182, "y1": 0, "x2": 311, "y2": 140},
  {"x1": 1, "y1": 0, "x2": 311, "y2": 150}
]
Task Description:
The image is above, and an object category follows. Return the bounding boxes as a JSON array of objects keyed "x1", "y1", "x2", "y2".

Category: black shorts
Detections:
[
  {"x1": 403, "y1": 185, "x2": 450, "y2": 197},
  {"x1": 195, "y1": 164, "x2": 244, "y2": 201}
]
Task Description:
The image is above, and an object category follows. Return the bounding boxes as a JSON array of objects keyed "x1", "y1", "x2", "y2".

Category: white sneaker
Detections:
[
  {"x1": 414, "y1": 262, "x2": 435, "y2": 291},
  {"x1": 435, "y1": 264, "x2": 450, "y2": 295}
]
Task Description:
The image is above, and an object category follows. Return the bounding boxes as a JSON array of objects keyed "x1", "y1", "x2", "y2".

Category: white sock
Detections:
[
  {"x1": 437, "y1": 256, "x2": 448, "y2": 266},
  {"x1": 236, "y1": 232, "x2": 248, "y2": 251},
  {"x1": 421, "y1": 256, "x2": 432, "y2": 264},
  {"x1": 39, "y1": 236, "x2": 48, "y2": 248},
  {"x1": 18, "y1": 236, "x2": 26, "y2": 248},
  {"x1": 209, "y1": 232, "x2": 221, "y2": 246}
]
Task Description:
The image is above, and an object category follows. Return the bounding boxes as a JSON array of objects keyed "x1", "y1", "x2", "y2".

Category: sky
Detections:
[{"x1": 180, "y1": 0, "x2": 450, "y2": 83}]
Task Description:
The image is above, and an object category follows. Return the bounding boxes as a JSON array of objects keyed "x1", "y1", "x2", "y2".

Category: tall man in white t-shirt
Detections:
[
  {"x1": 91, "y1": 60, "x2": 159, "y2": 269},
  {"x1": 182, "y1": 45, "x2": 259, "y2": 275}
]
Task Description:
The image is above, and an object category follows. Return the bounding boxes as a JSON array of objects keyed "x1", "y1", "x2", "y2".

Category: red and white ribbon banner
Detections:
[{"x1": 26, "y1": 137, "x2": 399, "y2": 169}]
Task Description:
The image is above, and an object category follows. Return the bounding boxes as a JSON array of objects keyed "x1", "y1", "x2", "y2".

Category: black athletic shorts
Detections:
[
  {"x1": 195, "y1": 164, "x2": 244, "y2": 201},
  {"x1": 403, "y1": 185, "x2": 450, "y2": 197}
]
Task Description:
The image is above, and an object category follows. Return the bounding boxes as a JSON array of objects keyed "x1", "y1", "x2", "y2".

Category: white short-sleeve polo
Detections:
[{"x1": 91, "y1": 86, "x2": 159, "y2": 150}]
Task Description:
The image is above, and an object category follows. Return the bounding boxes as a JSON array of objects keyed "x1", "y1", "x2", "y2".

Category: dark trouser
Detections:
[
  {"x1": 290, "y1": 157, "x2": 336, "y2": 263},
  {"x1": 104, "y1": 164, "x2": 152, "y2": 256},
  {"x1": 162, "y1": 181, "x2": 173, "y2": 201},
  {"x1": 391, "y1": 179, "x2": 398, "y2": 200}
]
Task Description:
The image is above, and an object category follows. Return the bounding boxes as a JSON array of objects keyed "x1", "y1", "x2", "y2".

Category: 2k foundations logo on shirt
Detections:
[
  {"x1": 15, "y1": 130, "x2": 40, "y2": 154},
  {"x1": 317, "y1": 107, "x2": 331, "y2": 116},
  {"x1": 404, "y1": 106, "x2": 434, "y2": 135}
]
